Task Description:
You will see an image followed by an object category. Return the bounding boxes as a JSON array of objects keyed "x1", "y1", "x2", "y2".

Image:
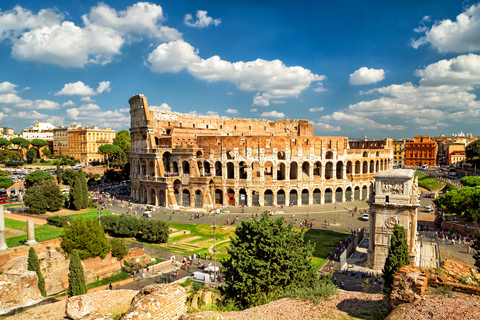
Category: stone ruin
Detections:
[{"x1": 390, "y1": 258, "x2": 480, "y2": 307}]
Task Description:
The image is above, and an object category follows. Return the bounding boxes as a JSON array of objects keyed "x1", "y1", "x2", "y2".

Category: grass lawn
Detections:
[
  {"x1": 415, "y1": 173, "x2": 447, "y2": 191},
  {"x1": 66, "y1": 209, "x2": 113, "y2": 221},
  {"x1": 6, "y1": 225, "x2": 64, "y2": 247},
  {"x1": 304, "y1": 229, "x2": 349, "y2": 269},
  {"x1": 5, "y1": 218, "x2": 28, "y2": 231},
  {"x1": 4, "y1": 202, "x2": 23, "y2": 208},
  {"x1": 86, "y1": 270, "x2": 131, "y2": 290}
]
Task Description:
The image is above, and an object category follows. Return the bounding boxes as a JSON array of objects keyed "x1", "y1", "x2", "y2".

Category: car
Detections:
[
  {"x1": 362, "y1": 213, "x2": 369, "y2": 221},
  {"x1": 424, "y1": 205, "x2": 433, "y2": 212}
]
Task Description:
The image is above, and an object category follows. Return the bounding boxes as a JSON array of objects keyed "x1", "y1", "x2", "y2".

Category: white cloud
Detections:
[
  {"x1": 0, "y1": 82, "x2": 60, "y2": 110},
  {"x1": 349, "y1": 67, "x2": 385, "y2": 85},
  {"x1": 55, "y1": 81, "x2": 111, "y2": 96},
  {"x1": 62, "y1": 100, "x2": 75, "y2": 107},
  {"x1": 65, "y1": 104, "x2": 130, "y2": 129},
  {"x1": 225, "y1": 109, "x2": 238, "y2": 114},
  {"x1": 150, "y1": 103, "x2": 171, "y2": 111},
  {"x1": 147, "y1": 39, "x2": 325, "y2": 106},
  {"x1": 184, "y1": 10, "x2": 221, "y2": 28},
  {"x1": 420, "y1": 126, "x2": 437, "y2": 130},
  {"x1": 80, "y1": 96, "x2": 94, "y2": 102},
  {"x1": 309, "y1": 121, "x2": 341, "y2": 132},
  {"x1": 416, "y1": 54, "x2": 480, "y2": 86},
  {"x1": 309, "y1": 107, "x2": 324, "y2": 112},
  {"x1": 260, "y1": 110, "x2": 285, "y2": 118},
  {"x1": 117, "y1": 108, "x2": 129, "y2": 113},
  {"x1": 1, "y1": 3, "x2": 181, "y2": 67},
  {"x1": 0, "y1": 81, "x2": 17, "y2": 93},
  {"x1": 206, "y1": 111, "x2": 218, "y2": 116},
  {"x1": 250, "y1": 108, "x2": 257, "y2": 112},
  {"x1": 412, "y1": 3, "x2": 480, "y2": 52}
]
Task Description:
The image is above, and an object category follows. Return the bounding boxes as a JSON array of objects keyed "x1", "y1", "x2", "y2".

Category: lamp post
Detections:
[{"x1": 213, "y1": 211, "x2": 217, "y2": 282}]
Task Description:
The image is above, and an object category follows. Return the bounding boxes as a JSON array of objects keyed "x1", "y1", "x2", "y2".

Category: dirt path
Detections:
[{"x1": 5, "y1": 213, "x2": 48, "y2": 225}]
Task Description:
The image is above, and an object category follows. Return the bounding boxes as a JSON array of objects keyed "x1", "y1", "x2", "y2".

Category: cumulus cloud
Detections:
[
  {"x1": 412, "y1": 3, "x2": 480, "y2": 52},
  {"x1": 80, "y1": 96, "x2": 94, "y2": 102},
  {"x1": 309, "y1": 107, "x2": 324, "y2": 112},
  {"x1": 55, "y1": 81, "x2": 111, "y2": 96},
  {"x1": 349, "y1": 67, "x2": 385, "y2": 85},
  {"x1": 0, "y1": 81, "x2": 60, "y2": 110},
  {"x1": 184, "y1": 10, "x2": 221, "y2": 28},
  {"x1": 260, "y1": 110, "x2": 284, "y2": 118},
  {"x1": 206, "y1": 111, "x2": 218, "y2": 116},
  {"x1": 1, "y1": 3, "x2": 181, "y2": 67},
  {"x1": 225, "y1": 109, "x2": 238, "y2": 114},
  {"x1": 150, "y1": 103, "x2": 171, "y2": 111},
  {"x1": 62, "y1": 100, "x2": 75, "y2": 107},
  {"x1": 416, "y1": 54, "x2": 480, "y2": 86},
  {"x1": 65, "y1": 104, "x2": 130, "y2": 129},
  {"x1": 309, "y1": 121, "x2": 341, "y2": 132},
  {"x1": 147, "y1": 39, "x2": 324, "y2": 106},
  {"x1": 250, "y1": 108, "x2": 257, "y2": 112}
]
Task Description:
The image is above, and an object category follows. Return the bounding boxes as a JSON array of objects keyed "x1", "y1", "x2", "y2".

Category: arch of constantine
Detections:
[{"x1": 129, "y1": 94, "x2": 394, "y2": 209}]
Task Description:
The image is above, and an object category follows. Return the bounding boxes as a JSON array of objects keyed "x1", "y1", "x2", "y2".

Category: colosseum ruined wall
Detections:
[{"x1": 129, "y1": 94, "x2": 393, "y2": 208}]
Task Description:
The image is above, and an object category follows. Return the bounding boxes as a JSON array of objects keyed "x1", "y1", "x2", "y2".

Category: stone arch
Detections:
[
  {"x1": 150, "y1": 188, "x2": 156, "y2": 205},
  {"x1": 313, "y1": 188, "x2": 321, "y2": 204},
  {"x1": 252, "y1": 161, "x2": 261, "y2": 178},
  {"x1": 376, "y1": 151, "x2": 380, "y2": 157},
  {"x1": 370, "y1": 160, "x2": 375, "y2": 173},
  {"x1": 336, "y1": 162, "x2": 343, "y2": 179},
  {"x1": 346, "y1": 161, "x2": 353, "y2": 174},
  {"x1": 277, "y1": 151, "x2": 285, "y2": 160},
  {"x1": 326, "y1": 151, "x2": 333, "y2": 159},
  {"x1": 277, "y1": 163, "x2": 286, "y2": 180},
  {"x1": 226, "y1": 150, "x2": 235, "y2": 160},
  {"x1": 363, "y1": 161, "x2": 368, "y2": 173},
  {"x1": 324, "y1": 188, "x2": 333, "y2": 203},
  {"x1": 183, "y1": 161, "x2": 190, "y2": 174},
  {"x1": 215, "y1": 161, "x2": 222, "y2": 177},
  {"x1": 363, "y1": 151, "x2": 368, "y2": 157},
  {"x1": 196, "y1": 151, "x2": 203, "y2": 158},
  {"x1": 162, "y1": 152, "x2": 171, "y2": 173},
  {"x1": 290, "y1": 162, "x2": 298, "y2": 179},
  {"x1": 227, "y1": 162, "x2": 235, "y2": 179},
  {"x1": 376, "y1": 160, "x2": 379, "y2": 172},
  {"x1": 302, "y1": 162, "x2": 310, "y2": 178},
  {"x1": 335, "y1": 187, "x2": 343, "y2": 203},
  {"x1": 325, "y1": 162, "x2": 333, "y2": 180},
  {"x1": 264, "y1": 161, "x2": 273, "y2": 177},
  {"x1": 197, "y1": 161, "x2": 203, "y2": 175},
  {"x1": 204, "y1": 161, "x2": 211, "y2": 174},
  {"x1": 172, "y1": 161, "x2": 179, "y2": 173},
  {"x1": 354, "y1": 186, "x2": 360, "y2": 200},
  {"x1": 141, "y1": 161, "x2": 146, "y2": 176},
  {"x1": 158, "y1": 189, "x2": 165, "y2": 206},
  {"x1": 239, "y1": 188, "x2": 247, "y2": 206},
  {"x1": 289, "y1": 189, "x2": 298, "y2": 206},
  {"x1": 355, "y1": 161, "x2": 361, "y2": 174},
  {"x1": 227, "y1": 188, "x2": 235, "y2": 205},
  {"x1": 194, "y1": 190, "x2": 202, "y2": 207},
  {"x1": 182, "y1": 189, "x2": 190, "y2": 206},
  {"x1": 264, "y1": 189, "x2": 273, "y2": 206},
  {"x1": 345, "y1": 187, "x2": 352, "y2": 202},
  {"x1": 277, "y1": 189, "x2": 286, "y2": 206},
  {"x1": 313, "y1": 161, "x2": 321, "y2": 177},
  {"x1": 362, "y1": 185, "x2": 367, "y2": 199},
  {"x1": 301, "y1": 189, "x2": 309, "y2": 205},
  {"x1": 239, "y1": 161, "x2": 247, "y2": 179},
  {"x1": 252, "y1": 190, "x2": 260, "y2": 206},
  {"x1": 214, "y1": 189, "x2": 223, "y2": 204},
  {"x1": 148, "y1": 160, "x2": 155, "y2": 176}
]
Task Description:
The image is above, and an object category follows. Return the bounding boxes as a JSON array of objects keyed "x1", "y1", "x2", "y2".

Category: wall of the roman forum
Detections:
[{"x1": 129, "y1": 94, "x2": 394, "y2": 209}]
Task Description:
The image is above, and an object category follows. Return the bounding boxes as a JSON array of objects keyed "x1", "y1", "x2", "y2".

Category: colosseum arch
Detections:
[
  {"x1": 355, "y1": 161, "x2": 361, "y2": 174},
  {"x1": 325, "y1": 162, "x2": 333, "y2": 179},
  {"x1": 277, "y1": 189, "x2": 286, "y2": 206},
  {"x1": 277, "y1": 151, "x2": 285, "y2": 160},
  {"x1": 226, "y1": 150, "x2": 235, "y2": 160},
  {"x1": 290, "y1": 189, "x2": 298, "y2": 206},
  {"x1": 183, "y1": 161, "x2": 190, "y2": 174},
  {"x1": 162, "y1": 152, "x2": 171, "y2": 173},
  {"x1": 239, "y1": 161, "x2": 247, "y2": 179},
  {"x1": 194, "y1": 190, "x2": 202, "y2": 207},
  {"x1": 197, "y1": 161, "x2": 203, "y2": 175},
  {"x1": 150, "y1": 188, "x2": 156, "y2": 205},
  {"x1": 354, "y1": 186, "x2": 360, "y2": 200},
  {"x1": 215, "y1": 189, "x2": 223, "y2": 204},
  {"x1": 158, "y1": 189, "x2": 165, "y2": 206},
  {"x1": 326, "y1": 151, "x2": 334, "y2": 159},
  {"x1": 252, "y1": 161, "x2": 260, "y2": 178},
  {"x1": 370, "y1": 160, "x2": 375, "y2": 173},
  {"x1": 362, "y1": 185, "x2": 368, "y2": 199},
  {"x1": 345, "y1": 187, "x2": 352, "y2": 202},
  {"x1": 313, "y1": 161, "x2": 321, "y2": 177},
  {"x1": 335, "y1": 187, "x2": 343, "y2": 203},
  {"x1": 324, "y1": 188, "x2": 333, "y2": 203},
  {"x1": 141, "y1": 161, "x2": 146, "y2": 176},
  {"x1": 302, "y1": 162, "x2": 310, "y2": 178},
  {"x1": 227, "y1": 162, "x2": 235, "y2": 179},
  {"x1": 182, "y1": 189, "x2": 190, "y2": 206},
  {"x1": 336, "y1": 162, "x2": 343, "y2": 179},
  {"x1": 290, "y1": 162, "x2": 298, "y2": 180},
  {"x1": 252, "y1": 190, "x2": 260, "y2": 206},
  {"x1": 172, "y1": 161, "x2": 178, "y2": 173},
  {"x1": 264, "y1": 161, "x2": 273, "y2": 177},
  {"x1": 363, "y1": 161, "x2": 368, "y2": 173},
  {"x1": 346, "y1": 161, "x2": 353, "y2": 174},
  {"x1": 215, "y1": 161, "x2": 222, "y2": 177},
  {"x1": 239, "y1": 189, "x2": 247, "y2": 206},
  {"x1": 196, "y1": 150, "x2": 203, "y2": 158},
  {"x1": 277, "y1": 163, "x2": 286, "y2": 180},
  {"x1": 375, "y1": 160, "x2": 379, "y2": 172},
  {"x1": 204, "y1": 161, "x2": 211, "y2": 174},
  {"x1": 301, "y1": 189, "x2": 309, "y2": 205},
  {"x1": 264, "y1": 189, "x2": 273, "y2": 206},
  {"x1": 313, "y1": 188, "x2": 321, "y2": 204},
  {"x1": 148, "y1": 160, "x2": 155, "y2": 177},
  {"x1": 363, "y1": 151, "x2": 368, "y2": 157}
]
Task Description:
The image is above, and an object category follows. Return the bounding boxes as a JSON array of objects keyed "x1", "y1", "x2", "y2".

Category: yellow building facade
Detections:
[{"x1": 66, "y1": 126, "x2": 116, "y2": 164}]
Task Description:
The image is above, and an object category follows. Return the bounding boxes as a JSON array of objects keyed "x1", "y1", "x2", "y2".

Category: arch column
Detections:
[
  {"x1": 342, "y1": 188, "x2": 346, "y2": 203},
  {"x1": 297, "y1": 189, "x2": 302, "y2": 206},
  {"x1": 273, "y1": 191, "x2": 277, "y2": 207},
  {"x1": 190, "y1": 189, "x2": 195, "y2": 207},
  {"x1": 320, "y1": 189, "x2": 325, "y2": 204},
  {"x1": 285, "y1": 162, "x2": 290, "y2": 181},
  {"x1": 155, "y1": 188, "x2": 159, "y2": 206},
  {"x1": 259, "y1": 191, "x2": 264, "y2": 207},
  {"x1": 342, "y1": 163, "x2": 347, "y2": 181},
  {"x1": 321, "y1": 161, "x2": 326, "y2": 180}
]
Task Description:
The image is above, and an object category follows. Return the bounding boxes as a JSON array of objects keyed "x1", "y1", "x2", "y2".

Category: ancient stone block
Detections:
[
  {"x1": 65, "y1": 295, "x2": 96, "y2": 320},
  {"x1": 0, "y1": 269, "x2": 43, "y2": 314}
]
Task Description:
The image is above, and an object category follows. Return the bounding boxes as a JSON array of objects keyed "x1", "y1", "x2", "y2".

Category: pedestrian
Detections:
[
  {"x1": 452, "y1": 238, "x2": 455, "y2": 245},
  {"x1": 109, "y1": 283, "x2": 113, "y2": 290}
]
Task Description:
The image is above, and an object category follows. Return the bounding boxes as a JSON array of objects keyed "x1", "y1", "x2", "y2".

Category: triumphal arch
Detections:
[
  {"x1": 367, "y1": 169, "x2": 420, "y2": 270},
  {"x1": 129, "y1": 94, "x2": 394, "y2": 209}
]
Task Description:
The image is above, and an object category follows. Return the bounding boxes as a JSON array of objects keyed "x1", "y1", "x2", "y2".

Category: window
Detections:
[
  {"x1": 264, "y1": 126, "x2": 266, "y2": 130},
  {"x1": 193, "y1": 124, "x2": 195, "y2": 128},
  {"x1": 234, "y1": 126, "x2": 237, "y2": 130},
  {"x1": 248, "y1": 126, "x2": 251, "y2": 130},
  {"x1": 220, "y1": 125, "x2": 223, "y2": 129}
]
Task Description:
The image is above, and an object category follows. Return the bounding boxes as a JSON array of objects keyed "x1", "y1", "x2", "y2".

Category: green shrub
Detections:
[
  {"x1": 282, "y1": 275, "x2": 337, "y2": 304},
  {"x1": 46, "y1": 215, "x2": 71, "y2": 227},
  {"x1": 110, "y1": 238, "x2": 129, "y2": 259}
]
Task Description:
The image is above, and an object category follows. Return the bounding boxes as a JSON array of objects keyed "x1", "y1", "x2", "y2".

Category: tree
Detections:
[
  {"x1": 110, "y1": 238, "x2": 129, "y2": 259},
  {"x1": 113, "y1": 130, "x2": 130, "y2": 163},
  {"x1": 27, "y1": 247, "x2": 46, "y2": 297},
  {"x1": 26, "y1": 148, "x2": 37, "y2": 163},
  {"x1": 0, "y1": 138, "x2": 11, "y2": 149},
  {"x1": 56, "y1": 162, "x2": 62, "y2": 184},
  {"x1": 24, "y1": 180, "x2": 65, "y2": 214},
  {"x1": 30, "y1": 139, "x2": 48, "y2": 155},
  {"x1": 460, "y1": 176, "x2": 480, "y2": 187},
  {"x1": 42, "y1": 147, "x2": 51, "y2": 158},
  {"x1": 98, "y1": 144, "x2": 123, "y2": 168},
  {"x1": 80, "y1": 172, "x2": 89, "y2": 208},
  {"x1": 0, "y1": 176, "x2": 14, "y2": 189},
  {"x1": 62, "y1": 218, "x2": 111, "y2": 259},
  {"x1": 10, "y1": 137, "x2": 29, "y2": 160},
  {"x1": 472, "y1": 231, "x2": 480, "y2": 272},
  {"x1": 25, "y1": 170, "x2": 53, "y2": 188},
  {"x1": 69, "y1": 176, "x2": 84, "y2": 210},
  {"x1": 434, "y1": 186, "x2": 480, "y2": 221},
  {"x1": 67, "y1": 249, "x2": 87, "y2": 297},
  {"x1": 62, "y1": 169, "x2": 80, "y2": 186},
  {"x1": 221, "y1": 213, "x2": 317, "y2": 308},
  {"x1": 466, "y1": 139, "x2": 480, "y2": 160},
  {"x1": 139, "y1": 219, "x2": 169, "y2": 243},
  {"x1": 383, "y1": 224, "x2": 410, "y2": 295}
]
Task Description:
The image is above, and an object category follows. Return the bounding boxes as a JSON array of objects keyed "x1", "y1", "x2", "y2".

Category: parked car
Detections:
[{"x1": 362, "y1": 213, "x2": 369, "y2": 221}]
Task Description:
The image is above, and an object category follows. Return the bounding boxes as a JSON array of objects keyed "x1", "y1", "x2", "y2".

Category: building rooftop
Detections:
[{"x1": 374, "y1": 168, "x2": 415, "y2": 179}]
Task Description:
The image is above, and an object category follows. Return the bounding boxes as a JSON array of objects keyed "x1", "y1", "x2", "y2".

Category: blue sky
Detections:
[{"x1": 1, "y1": 1, "x2": 480, "y2": 139}]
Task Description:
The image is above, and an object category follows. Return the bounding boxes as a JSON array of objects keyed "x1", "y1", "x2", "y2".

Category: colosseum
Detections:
[{"x1": 129, "y1": 94, "x2": 393, "y2": 209}]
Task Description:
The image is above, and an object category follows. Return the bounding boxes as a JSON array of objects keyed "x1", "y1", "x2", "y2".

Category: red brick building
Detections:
[{"x1": 405, "y1": 135, "x2": 437, "y2": 167}]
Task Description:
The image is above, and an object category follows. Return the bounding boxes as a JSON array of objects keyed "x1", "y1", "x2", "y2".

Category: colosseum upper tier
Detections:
[{"x1": 129, "y1": 94, "x2": 393, "y2": 209}]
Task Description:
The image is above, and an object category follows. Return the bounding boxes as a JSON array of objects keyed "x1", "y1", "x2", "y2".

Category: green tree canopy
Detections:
[
  {"x1": 221, "y1": 213, "x2": 317, "y2": 308},
  {"x1": 434, "y1": 186, "x2": 480, "y2": 221},
  {"x1": 61, "y1": 218, "x2": 111, "y2": 259},
  {"x1": 56, "y1": 162, "x2": 62, "y2": 184},
  {"x1": 98, "y1": 144, "x2": 123, "y2": 168},
  {"x1": 0, "y1": 176, "x2": 14, "y2": 189},
  {"x1": 0, "y1": 170, "x2": 8, "y2": 176},
  {"x1": 62, "y1": 169, "x2": 80, "y2": 186},
  {"x1": 42, "y1": 147, "x2": 51, "y2": 158},
  {"x1": 139, "y1": 218, "x2": 169, "y2": 243},
  {"x1": 67, "y1": 249, "x2": 87, "y2": 297},
  {"x1": 460, "y1": 176, "x2": 480, "y2": 187},
  {"x1": 113, "y1": 130, "x2": 130, "y2": 162},
  {"x1": 27, "y1": 247, "x2": 46, "y2": 297},
  {"x1": 466, "y1": 139, "x2": 480, "y2": 160},
  {"x1": 30, "y1": 139, "x2": 48, "y2": 149},
  {"x1": 25, "y1": 170, "x2": 53, "y2": 186},
  {"x1": 0, "y1": 138, "x2": 11, "y2": 149},
  {"x1": 383, "y1": 224, "x2": 410, "y2": 295},
  {"x1": 10, "y1": 137, "x2": 28, "y2": 146},
  {"x1": 23, "y1": 180, "x2": 64, "y2": 214}
]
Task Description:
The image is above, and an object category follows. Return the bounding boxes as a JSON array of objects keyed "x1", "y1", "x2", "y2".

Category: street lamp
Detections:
[{"x1": 213, "y1": 211, "x2": 217, "y2": 282}]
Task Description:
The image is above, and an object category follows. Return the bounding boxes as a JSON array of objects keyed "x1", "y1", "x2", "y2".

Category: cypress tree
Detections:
[
  {"x1": 27, "y1": 247, "x2": 46, "y2": 297},
  {"x1": 70, "y1": 176, "x2": 83, "y2": 210},
  {"x1": 383, "y1": 224, "x2": 410, "y2": 295},
  {"x1": 67, "y1": 249, "x2": 87, "y2": 297},
  {"x1": 80, "y1": 172, "x2": 88, "y2": 208},
  {"x1": 56, "y1": 162, "x2": 62, "y2": 185}
]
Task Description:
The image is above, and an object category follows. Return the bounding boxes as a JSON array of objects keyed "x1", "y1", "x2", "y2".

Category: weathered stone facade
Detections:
[
  {"x1": 367, "y1": 169, "x2": 420, "y2": 271},
  {"x1": 129, "y1": 94, "x2": 394, "y2": 208}
]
